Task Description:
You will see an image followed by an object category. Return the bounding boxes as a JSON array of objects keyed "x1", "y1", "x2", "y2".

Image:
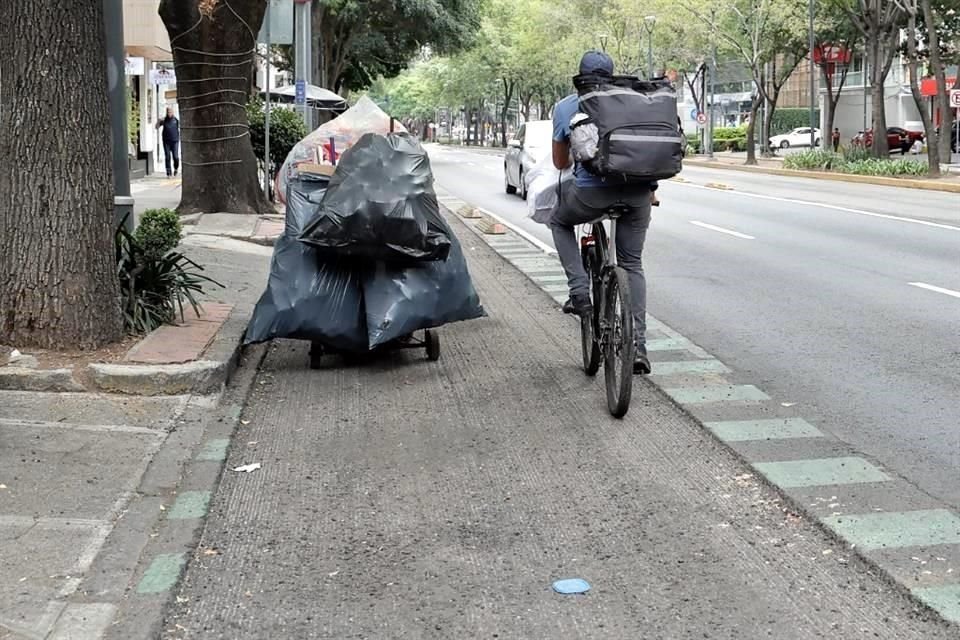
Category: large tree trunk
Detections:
[
  {"x1": 0, "y1": 1, "x2": 124, "y2": 349},
  {"x1": 868, "y1": 34, "x2": 897, "y2": 156},
  {"x1": 500, "y1": 79, "x2": 515, "y2": 148},
  {"x1": 906, "y1": 9, "x2": 940, "y2": 176},
  {"x1": 745, "y1": 95, "x2": 763, "y2": 165},
  {"x1": 920, "y1": 0, "x2": 952, "y2": 163},
  {"x1": 159, "y1": 0, "x2": 271, "y2": 215}
]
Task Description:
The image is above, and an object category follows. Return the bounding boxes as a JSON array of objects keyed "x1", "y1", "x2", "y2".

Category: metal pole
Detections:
[
  {"x1": 294, "y1": 0, "x2": 313, "y2": 131},
  {"x1": 103, "y1": 0, "x2": 134, "y2": 232},
  {"x1": 264, "y1": 1, "x2": 272, "y2": 198},
  {"x1": 809, "y1": 0, "x2": 817, "y2": 148},
  {"x1": 708, "y1": 17, "x2": 717, "y2": 159}
]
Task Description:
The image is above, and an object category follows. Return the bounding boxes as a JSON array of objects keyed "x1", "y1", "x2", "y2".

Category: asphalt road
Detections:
[{"x1": 427, "y1": 144, "x2": 960, "y2": 509}]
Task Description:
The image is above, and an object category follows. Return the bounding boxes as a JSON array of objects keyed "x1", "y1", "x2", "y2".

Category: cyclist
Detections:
[{"x1": 550, "y1": 50, "x2": 656, "y2": 375}]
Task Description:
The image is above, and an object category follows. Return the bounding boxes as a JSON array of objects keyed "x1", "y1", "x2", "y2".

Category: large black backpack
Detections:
[{"x1": 570, "y1": 74, "x2": 684, "y2": 182}]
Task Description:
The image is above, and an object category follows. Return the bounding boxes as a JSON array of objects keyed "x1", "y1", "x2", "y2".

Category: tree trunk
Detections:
[
  {"x1": 0, "y1": 0, "x2": 124, "y2": 349},
  {"x1": 920, "y1": 0, "x2": 952, "y2": 163},
  {"x1": 159, "y1": 0, "x2": 271, "y2": 215},
  {"x1": 905, "y1": 10, "x2": 940, "y2": 176},
  {"x1": 868, "y1": 34, "x2": 896, "y2": 156},
  {"x1": 745, "y1": 95, "x2": 763, "y2": 165},
  {"x1": 500, "y1": 79, "x2": 515, "y2": 148}
]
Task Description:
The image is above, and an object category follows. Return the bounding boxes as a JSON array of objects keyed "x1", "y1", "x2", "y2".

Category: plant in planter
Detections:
[{"x1": 116, "y1": 211, "x2": 222, "y2": 334}]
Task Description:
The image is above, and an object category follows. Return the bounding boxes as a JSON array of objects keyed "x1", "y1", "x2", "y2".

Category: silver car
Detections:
[{"x1": 504, "y1": 120, "x2": 553, "y2": 200}]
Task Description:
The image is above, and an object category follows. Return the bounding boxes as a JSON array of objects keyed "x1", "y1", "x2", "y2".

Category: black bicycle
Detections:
[{"x1": 579, "y1": 204, "x2": 635, "y2": 418}]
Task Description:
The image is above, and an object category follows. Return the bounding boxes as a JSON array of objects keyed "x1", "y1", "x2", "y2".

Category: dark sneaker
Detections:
[
  {"x1": 562, "y1": 294, "x2": 592, "y2": 318},
  {"x1": 634, "y1": 346, "x2": 651, "y2": 375}
]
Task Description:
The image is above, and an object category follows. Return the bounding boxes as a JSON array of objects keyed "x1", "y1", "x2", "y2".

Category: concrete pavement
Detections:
[
  {"x1": 159, "y1": 207, "x2": 956, "y2": 638},
  {"x1": 0, "y1": 179, "x2": 274, "y2": 640}
]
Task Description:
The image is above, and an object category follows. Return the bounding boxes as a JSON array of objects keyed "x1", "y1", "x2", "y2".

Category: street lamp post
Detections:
[{"x1": 643, "y1": 16, "x2": 657, "y2": 79}]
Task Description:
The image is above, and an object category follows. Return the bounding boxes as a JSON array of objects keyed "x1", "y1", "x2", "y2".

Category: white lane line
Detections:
[
  {"x1": 690, "y1": 220, "x2": 755, "y2": 240},
  {"x1": 908, "y1": 282, "x2": 960, "y2": 299},
  {"x1": 670, "y1": 181, "x2": 960, "y2": 233}
]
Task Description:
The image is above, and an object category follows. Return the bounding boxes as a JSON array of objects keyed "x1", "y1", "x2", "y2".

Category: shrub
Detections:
[
  {"x1": 135, "y1": 208, "x2": 182, "y2": 259},
  {"x1": 770, "y1": 108, "x2": 820, "y2": 135},
  {"x1": 685, "y1": 133, "x2": 702, "y2": 154},
  {"x1": 247, "y1": 99, "x2": 309, "y2": 174},
  {"x1": 713, "y1": 126, "x2": 748, "y2": 141},
  {"x1": 117, "y1": 216, "x2": 222, "y2": 334},
  {"x1": 836, "y1": 158, "x2": 927, "y2": 177},
  {"x1": 841, "y1": 145, "x2": 871, "y2": 163},
  {"x1": 783, "y1": 151, "x2": 928, "y2": 177},
  {"x1": 783, "y1": 149, "x2": 842, "y2": 171}
]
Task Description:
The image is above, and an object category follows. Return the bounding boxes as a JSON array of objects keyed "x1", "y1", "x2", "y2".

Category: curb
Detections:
[
  {"x1": 684, "y1": 159, "x2": 960, "y2": 193},
  {"x1": 96, "y1": 343, "x2": 270, "y2": 640},
  {"x1": 437, "y1": 187, "x2": 960, "y2": 631},
  {"x1": 0, "y1": 366, "x2": 85, "y2": 392}
]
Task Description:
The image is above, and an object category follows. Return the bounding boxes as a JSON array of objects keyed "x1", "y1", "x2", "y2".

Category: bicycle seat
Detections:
[{"x1": 603, "y1": 204, "x2": 631, "y2": 219}]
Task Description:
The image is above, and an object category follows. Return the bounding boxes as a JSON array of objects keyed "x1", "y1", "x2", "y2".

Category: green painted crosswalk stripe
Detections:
[
  {"x1": 137, "y1": 553, "x2": 186, "y2": 594},
  {"x1": 754, "y1": 457, "x2": 889, "y2": 488},
  {"x1": 665, "y1": 385, "x2": 769, "y2": 405},
  {"x1": 823, "y1": 509, "x2": 960, "y2": 551},
  {"x1": 705, "y1": 418, "x2": 823, "y2": 442},
  {"x1": 167, "y1": 491, "x2": 212, "y2": 519}
]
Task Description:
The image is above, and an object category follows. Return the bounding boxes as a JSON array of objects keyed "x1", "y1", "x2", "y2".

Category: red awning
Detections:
[{"x1": 920, "y1": 76, "x2": 958, "y2": 97}]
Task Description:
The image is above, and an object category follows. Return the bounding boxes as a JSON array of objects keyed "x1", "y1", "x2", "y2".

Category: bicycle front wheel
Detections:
[{"x1": 603, "y1": 267, "x2": 635, "y2": 418}]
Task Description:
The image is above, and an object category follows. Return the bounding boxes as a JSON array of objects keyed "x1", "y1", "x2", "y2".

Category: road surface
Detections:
[{"x1": 427, "y1": 144, "x2": 960, "y2": 509}]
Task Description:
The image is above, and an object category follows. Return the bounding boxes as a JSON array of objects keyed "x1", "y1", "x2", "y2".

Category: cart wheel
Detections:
[
  {"x1": 309, "y1": 343, "x2": 324, "y2": 369},
  {"x1": 425, "y1": 330, "x2": 441, "y2": 361}
]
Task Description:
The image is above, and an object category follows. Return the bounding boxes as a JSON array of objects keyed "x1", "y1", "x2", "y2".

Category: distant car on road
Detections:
[
  {"x1": 504, "y1": 120, "x2": 553, "y2": 199},
  {"x1": 769, "y1": 127, "x2": 821, "y2": 149}
]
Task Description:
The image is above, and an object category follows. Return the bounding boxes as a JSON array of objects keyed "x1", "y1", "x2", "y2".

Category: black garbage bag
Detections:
[
  {"x1": 364, "y1": 233, "x2": 485, "y2": 348},
  {"x1": 244, "y1": 172, "x2": 368, "y2": 351},
  {"x1": 298, "y1": 133, "x2": 451, "y2": 264}
]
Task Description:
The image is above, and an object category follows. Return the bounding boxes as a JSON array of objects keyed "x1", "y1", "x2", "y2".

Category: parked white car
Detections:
[
  {"x1": 504, "y1": 120, "x2": 553, "y2": 199},
  {"x1": 769, "y1": 127, "x2": 821, "y2": 149}
]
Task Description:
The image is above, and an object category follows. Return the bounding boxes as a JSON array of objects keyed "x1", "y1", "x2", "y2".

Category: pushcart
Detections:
[{"x1": 308, "y1": 329, "x2": 440, "y2": 369}]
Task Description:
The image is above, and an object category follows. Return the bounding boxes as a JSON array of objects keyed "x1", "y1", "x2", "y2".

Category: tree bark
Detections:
[
  {"x1": 868, "y1": 30, "x2": 898, "y2": 156},
  {"x1": 159, "y1": 0, "x2": 271, "y2": 215},
  {"x1": 0, "y1": 1, "x2": 125, "y2": 349},
  {"x1": 920, "y1": 0, "x2": 952, "y2": 163},
  {"x1": 500, "y1": 78, "x2": 515, "y2": 147},
  {"x1": 745, "y1": 94, "x2": 763, "y2": 165},
  {"x1": 905, "y1": 8, "x2": 940, "y2": 176}
]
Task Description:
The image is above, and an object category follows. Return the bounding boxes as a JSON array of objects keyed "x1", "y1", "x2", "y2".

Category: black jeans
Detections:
[{"x1": 163, "y1": 140, "x2": 180, "y2": 176}]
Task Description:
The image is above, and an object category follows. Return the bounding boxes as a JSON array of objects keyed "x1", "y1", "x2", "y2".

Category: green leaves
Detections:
[
  {"x1": 116, "y1": 216, "x2": 223, "y2": 335},
  {"x1": 246, "y1": 99, "x2": 308, "y2": 173}
]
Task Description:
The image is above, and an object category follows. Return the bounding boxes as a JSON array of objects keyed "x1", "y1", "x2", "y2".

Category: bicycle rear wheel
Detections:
[
  {"x1": 580, "y1": 246, "x2": 602, "y2": 376},
  {"x1": 603, "y1": 267, "x2": 635, "y2": 418}
]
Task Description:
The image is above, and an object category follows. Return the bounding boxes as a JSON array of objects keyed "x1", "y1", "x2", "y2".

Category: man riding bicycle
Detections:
[{"x1": 550, "y1": 51, "x2": 656, "y2": 375}]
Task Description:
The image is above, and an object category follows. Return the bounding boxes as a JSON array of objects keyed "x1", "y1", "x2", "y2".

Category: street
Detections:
[{"x1": 428, "y1": 145, "x2": 960, "y2": 509}]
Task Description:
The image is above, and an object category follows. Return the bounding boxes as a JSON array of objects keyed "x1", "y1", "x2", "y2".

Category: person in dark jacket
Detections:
[{"x1": 156, "y1": 107, "x2": 180, "y2": 178}]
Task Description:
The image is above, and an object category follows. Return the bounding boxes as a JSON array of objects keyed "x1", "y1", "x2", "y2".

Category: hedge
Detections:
[{"x1": 771, "y1": 108, "x2": 820, "y2": 136}]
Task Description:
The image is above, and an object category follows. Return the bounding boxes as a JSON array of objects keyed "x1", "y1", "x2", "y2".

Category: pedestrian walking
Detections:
[
  {"x1": 156, "y1": 107, "x2": 180, "y2": 178},
  {"x1": 832, "y1": 128, "x2": 841, "y2": 152}
]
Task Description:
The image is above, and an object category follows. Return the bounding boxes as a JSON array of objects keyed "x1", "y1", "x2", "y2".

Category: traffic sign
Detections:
[
  {"x1": 295, "y1": 80, "x2": 306, "y2": 106},
  {"x1": 689, "y1": 107, "x2": 699, "y2": 120},
  {"x1": 950, "y1": 89, "x2": 960, "y2": 109},
  {"x1": 696, "y1": 112, "x2": 707, "y2": 125}
]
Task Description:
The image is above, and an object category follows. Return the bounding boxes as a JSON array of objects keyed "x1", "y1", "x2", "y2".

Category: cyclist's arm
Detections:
[{"x1": 552, "y1": 140, "x2": 572, "y2": 171}]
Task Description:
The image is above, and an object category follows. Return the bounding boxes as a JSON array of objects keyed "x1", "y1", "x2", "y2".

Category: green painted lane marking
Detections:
[
  {"x1": 137, "y1": 553, "x2": 186, "y2": 594},
  {"x1": 196, "y1": 438, "x2": 230, "y2": 462},
  {"x1": 705, "y1": 418, "x2": 823, "y2": 442},
  {"x1": 647, "y1": 338, "x2": 692, "y2": 352},
  {"x1": 650, "y1": 360, "x2": 731, "y2": 376},
  {"x1": 754, "y1": 457, "x2": 889, "y2": 488},
  {"x1": 167, "y1": 491, "x2": 211, "y2": 519},
  {"x1": 823, "y1": 509, "x2": 960, "y2": 551},
  {"x1": 913, "y1": 585, "x2": 960, "y2": 623},
  {"x1": 531, "y1": 274, "x2": 568, "y2": 283},
  {"x1": 665, "y1": 385, "x2": 769, "y2": 405}
]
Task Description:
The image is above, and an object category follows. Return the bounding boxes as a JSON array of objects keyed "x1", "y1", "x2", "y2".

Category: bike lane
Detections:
[{"x1": 158, "y1": 206, "x2": 953, "y2": 639}]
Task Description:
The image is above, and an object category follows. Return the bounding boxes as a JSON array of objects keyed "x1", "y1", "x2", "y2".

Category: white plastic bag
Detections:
[
  {"x1": 526, "y1": 153, "x2": 572, "y2": 225},
  {"x1": 569, "y1": 113, "x2": 599, "y2": 163}
]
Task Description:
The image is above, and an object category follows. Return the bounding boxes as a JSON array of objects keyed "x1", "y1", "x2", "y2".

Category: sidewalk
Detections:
[
  {"x1": 0, "y1": 178, "x2": 274, "y2": 640},
  {"x1": 156, "y1": 209, "x2": 953, "y2": 639}
]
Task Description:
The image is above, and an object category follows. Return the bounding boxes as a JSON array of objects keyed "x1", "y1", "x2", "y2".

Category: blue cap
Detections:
[{"x1": 579, "y1": 50, "x2": 614, "y2": 76}]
